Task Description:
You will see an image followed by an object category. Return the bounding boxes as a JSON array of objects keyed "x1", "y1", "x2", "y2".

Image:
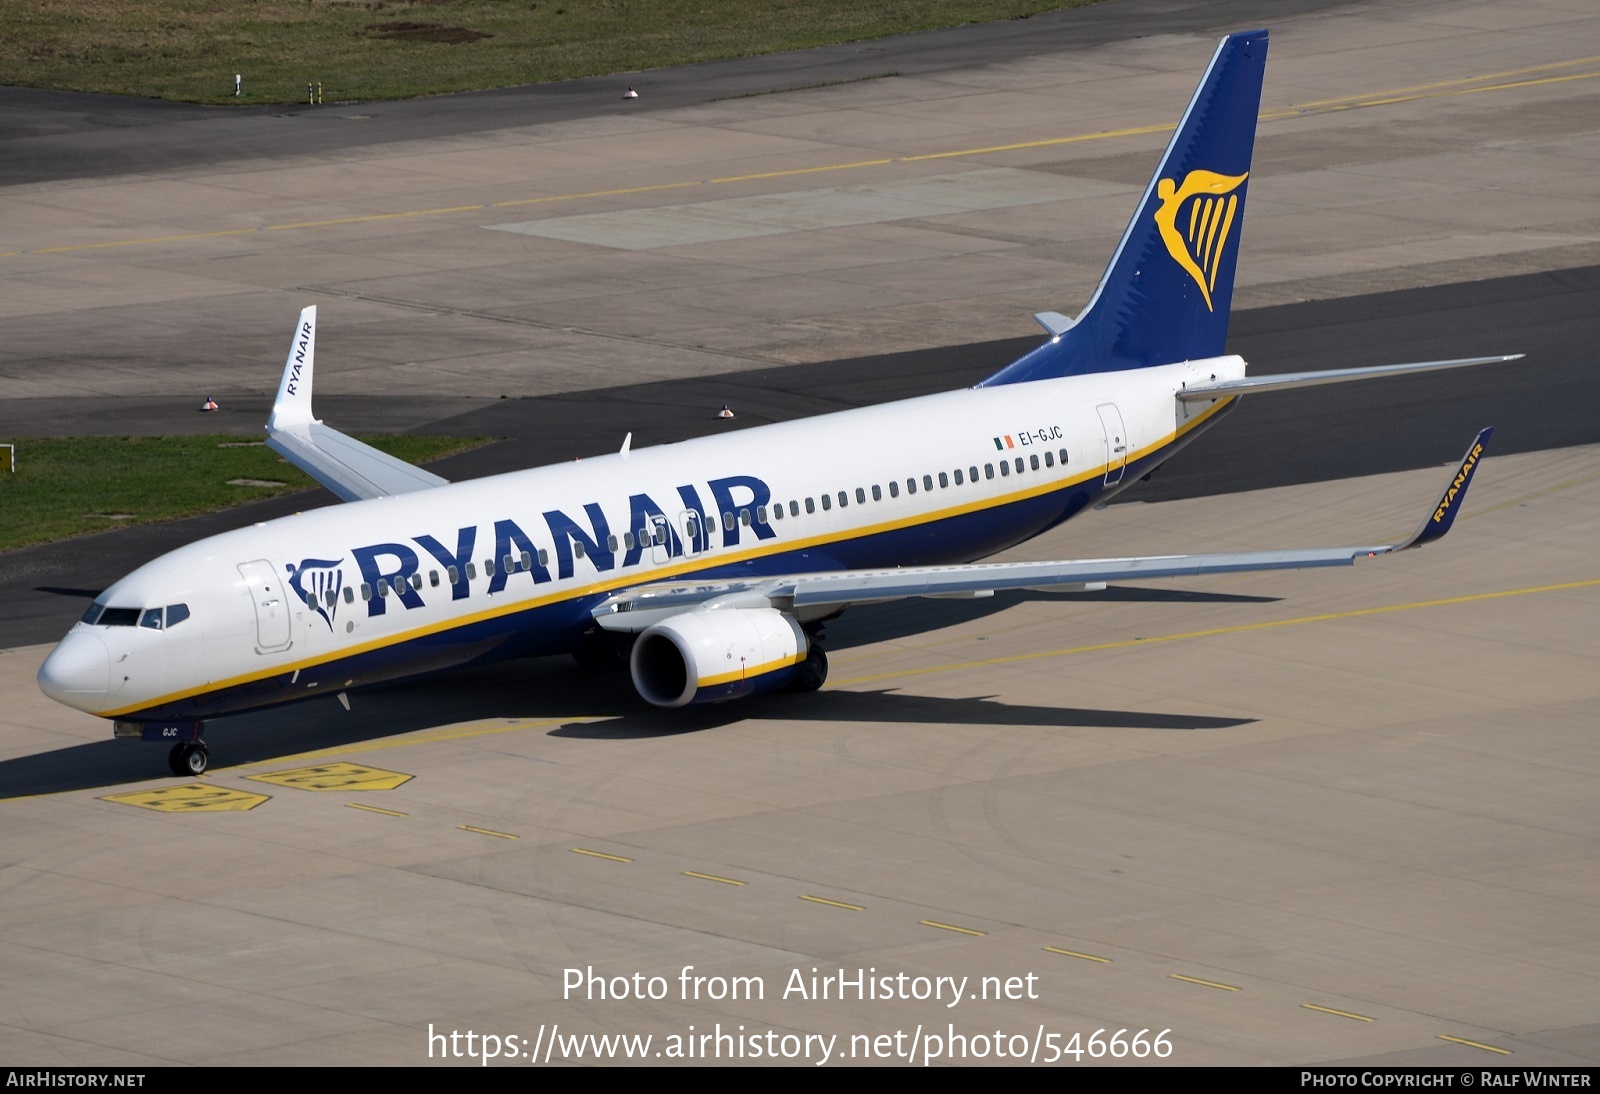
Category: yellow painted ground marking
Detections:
[
  {"x1": 683, "y1": 870, "x2": 745, "y2": 886},
  {"x1": 800, "y1": 895, "x2": 864, "y2": 911},
  {"x1": 460, "y1": 825, "x2": 518, "y2": 839},
  {"x1": 921, "y1": 919, "x2": 986, "y2": 937},
  {"x1": 1170, "y1": 973, "x2": 1238, "y2": 991},
  {"x1": 1439, "y1": 1034, "x2": 1511, "y2": 1055},
  {"x1": 1302, "y1": 1003, "x2": 1373, "y2": 1022},
  {"x1": 101, "y1": 784, "x2": 269, "y2": 812},
  {"x1": 346, "y1": 802, "x2": 408, "y2": 817},
  {"x1": 571, "y1": 847, "x2": 631, "y2": 862},
  {"x1": 1044, "y1": 946, "x2": 1111, "y2": 964},
  {"x1": 832, "y1": 578, "x2": 1600, "y2": 687},
  {"x1": 245, "y1": 761, "x2": 413, "y2": 791},
  {"x1": 12, "y1": 53, "x2": 1595, "y2": 259}
]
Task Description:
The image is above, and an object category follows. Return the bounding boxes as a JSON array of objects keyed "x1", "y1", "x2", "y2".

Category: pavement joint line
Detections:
[
  {"x1": 1438, "y1": 1034, "x2": 1511, "y2": 1055},
  {"x1": 460, "y1": 825, "x2": 517, "y2": 839},
  {"x1": 1043, "y1": 946, "x2": 1111, "y2": 964},
  {"x1": 8, "y1": 53, "x2": 1591, "y2": 259},
  {"x1": 830, "y1": 577, "x2": 1600, "y2": 686},
  {"x1": 345, "y1": 802, "x2": 407, "y2": 817},
  {"x1": 800, "y1": 894, "x2": 864, "y2": 911},
  {"x1": 1169, "y1": 973, "x2": 1238, "y2": 991},
  {"x1": 1301, "y1": 1003, "x2": 1373, "y2": 1022},
  {"x1": 683, "y1": 871, "x2": 745, "y2": 886},
  {"x1": 571, "y1": 847, "x2": 632, "y2": 862},
  {"x1": 920, "y1": 919, "x2": 985, "y2": 937}
]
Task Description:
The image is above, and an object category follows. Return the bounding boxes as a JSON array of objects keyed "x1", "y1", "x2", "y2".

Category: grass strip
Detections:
[
  {"x1": 0, "y1": 434, "x2": 490, "y2": 552},
  {"x1": 6, "y1": 1, "x2": 1087, "y2": 105}
]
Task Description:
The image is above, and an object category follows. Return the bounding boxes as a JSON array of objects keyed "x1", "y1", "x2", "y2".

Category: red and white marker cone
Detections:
[
  {"x1": 717, "y1": 404, "x2": 735, "y2": 419},
  {"x1": 200, "y1": 396, "x2": 219, "y2": 412}
]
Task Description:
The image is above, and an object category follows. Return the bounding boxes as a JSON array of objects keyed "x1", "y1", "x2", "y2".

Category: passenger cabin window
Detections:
[
  {"x1": 871, "y1": 484, "x2": 882, "y2": 501},
  {"x1": 430, "y1": 570, "x2": 441, "y2": 587},
  {"x1": 539, "y1": 549, "x2": 549, "y2": 567},
  {"x1": 520, "y1": 551, "x2": 533, "y2": 571},
  {"x1": 360, "y1": 583, "x2": 373, "y2": 601},
  {"x1": 889, "y1": 481, "x2": 899, "y2": 499},
  {"x1": 821, "y1": 494, "x2": 832, "y2": 511},
  {"x1": 954, "y1": 469, "x2": 964, "y2": 485},
  {"x1": 923, "y1": 474, "x2": 933, "y2": 492},
  {"x1": 484, "y1": 559, "x2": 497, "y2": 576},
  {"x1": 411, "y1": 573, "x2": 423, "y2": 590},
  {"x1": 938, "y1": 472, "x2": 948, "y2": 489},
  {"x1": 1030, "y1": 454, "x2": 1040, "y2": 471},
  {"x1": 805, "y1": 497, "x2": 816, "y2": 514},
  {"x1": 985, "y1": 463, "x2": 994, "y2": 480},
  {"x1": 378, "y1": 582, "x2": 391, "y2": 598},
  {"x1": 772, "y1": 505, "x2": 783, "y2": 521},
  {"x1": 740, "y1": 510, "x2": 751, "y2": 526},
  {"x1": 969, "y1": 465, "x2": 979, "y2": 481},
  {"x1": 1044, "y1": 451, "x2": 1054, "y2": 468},
  {"x1": 1015, "y1": 457, "x2": 1025, "y2": 474},
  {"x1": 446, "y1": 566, "x2": 459, "y2": 585},
  {"x1": 999, "y1": 461, "x2": 1010, "y2": 477},
  {"x1": 1059, "y1": 447, "x2": 1069, "y2": 465},
  {"x1": 906, "y1": 478, "x2": 917, "y2": 495},
  {"x1": 855, "y1": 487, "x2": 865, "y2": 504},
  {"x1": 788, "y1": 500, "x2": 799, "y2": 517},
  {"x1": 466, "y1": 562, "x2": 478, "y2": 580},
  {"x1": 757, "y1": 505, "x2": 768, "y2": 524},
  {"x1": 837, "y1": 492, "x2": 847, "y2": 509},
  {"x1": 573, "y1": 541, "x2": 586, "y2": 559},
  {"x1": 344, "y1": 586, "x2": 356, "y2": 604}
]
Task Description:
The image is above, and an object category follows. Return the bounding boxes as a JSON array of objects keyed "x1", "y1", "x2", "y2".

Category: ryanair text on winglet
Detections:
[{"x1": 1432, "y1": 442, "x2": 1484, "y2": 524}]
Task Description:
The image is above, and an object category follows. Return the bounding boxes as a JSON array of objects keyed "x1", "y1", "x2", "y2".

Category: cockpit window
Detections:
[
  {"x1": 97, "y1": 607, "x2": 141, "y2": 627},
  {"x1": 140, "y1": 609, "x2": 164, "y2": 630},
  {"x1": 166, "y1": 604, "x2": 190, "y2": 627},
  {"x1": 81, "y1": 601, "x2": 105, "y2": 625}
]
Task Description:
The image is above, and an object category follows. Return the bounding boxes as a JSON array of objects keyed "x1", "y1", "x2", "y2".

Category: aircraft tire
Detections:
[{"x1": 792, "y1": 647, "x2": 828, "y2": 692}]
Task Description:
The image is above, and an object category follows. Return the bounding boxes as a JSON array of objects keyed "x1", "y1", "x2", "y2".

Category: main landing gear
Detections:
[
  {"x1": 791, "y1": 646, "x2": 828, "y2": 692},
  {"x1": 168, "y1": 741, "x2": 210, "y2": 776}
]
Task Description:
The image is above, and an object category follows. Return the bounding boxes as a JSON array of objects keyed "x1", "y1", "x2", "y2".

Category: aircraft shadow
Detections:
[{"x1": 4, "y1": 586, "x2": 1261, "y2": 797}]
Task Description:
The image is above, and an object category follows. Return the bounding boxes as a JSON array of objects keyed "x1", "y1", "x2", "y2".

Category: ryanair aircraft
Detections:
[{"x1": 38, "y1": 31, "x2": 1513, "y2": 775}]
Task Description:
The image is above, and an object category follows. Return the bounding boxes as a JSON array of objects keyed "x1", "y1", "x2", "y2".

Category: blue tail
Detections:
[{"x1": 980, "y1": 30, "x2": 1268, "y2": 386}]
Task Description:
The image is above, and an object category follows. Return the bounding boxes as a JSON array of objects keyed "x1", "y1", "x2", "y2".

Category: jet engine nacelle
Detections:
[{"x1": 630, "y1": 608, "x2": 807, "y2": 707}]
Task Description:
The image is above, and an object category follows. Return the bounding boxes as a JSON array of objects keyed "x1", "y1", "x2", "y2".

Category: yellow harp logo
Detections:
[{"x1": 1154, "y1": 170, "x2": 1248, "y2": 311}]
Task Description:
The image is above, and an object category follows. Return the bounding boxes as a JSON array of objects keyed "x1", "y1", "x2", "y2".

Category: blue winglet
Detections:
[
  {"x1": 1399, "y1": 427, "x2": 1494, "y2": 550},
  {"x1": 980, "y1": 30, "x2": 1268, "y2": 386}
]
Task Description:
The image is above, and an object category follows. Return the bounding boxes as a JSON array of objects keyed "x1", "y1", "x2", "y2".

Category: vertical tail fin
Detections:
[{"x1": 981, "y1": 30, "x2": 1267, "y2": 386}]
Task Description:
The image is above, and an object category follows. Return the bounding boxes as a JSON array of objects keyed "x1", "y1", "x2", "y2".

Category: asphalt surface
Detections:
[
  {"x1": 0, "y1": 0, "x2": 1350, "y2": 186},
  {"x1": 4, "y1": 261, "x2": 1595, "y2": 649}
]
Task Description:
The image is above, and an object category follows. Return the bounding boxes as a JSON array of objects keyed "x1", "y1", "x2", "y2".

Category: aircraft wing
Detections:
[
  {"x1": 264, "y1": 306, "x2": 449, "y2": 502},
  {"x1": 592, "y1": 428, "x2": 1491, "y2": 631}
]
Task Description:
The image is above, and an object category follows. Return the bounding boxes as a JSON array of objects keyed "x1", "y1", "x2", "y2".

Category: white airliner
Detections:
[{"x1": 38, "y1": 30, "x2": 1513, "y2": 776}]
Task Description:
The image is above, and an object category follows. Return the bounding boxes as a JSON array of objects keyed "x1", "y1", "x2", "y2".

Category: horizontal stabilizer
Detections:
[
  {"x1": 1176, "y1": 355, "x2": 1522, "y2": 401},
  {"x1": 265, "y1": 306, "x2": 448, "y2": 502}
]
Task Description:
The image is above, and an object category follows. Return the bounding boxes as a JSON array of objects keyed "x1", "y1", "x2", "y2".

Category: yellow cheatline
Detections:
[
  {"x1": 1043, "y1": 946, "x2": 1111, "y2": 964},
  {"x1": 800, "y1": 894, "x2": 864, "y2": 911},
  {"x1": 683, "y1": 871, "x2": 745, "y2": 886},
  {"x1": 11, "y1": 52, "x2": 1596, "y2": 260},
  {"x1": 830, "y1": 577, "x2": 1600, "y2": 688},
  {"x1": 1301, "y1": 1003, "x2": 1373, "y2": 1022},
  {"x1": 346, "y1": 802, "x2": 407, "y2": 817},
  {"x1": 460, "y1": 825, "x2": 517, "y2": 839},
  {"x1": 1170, "y1": 973, "x2": 1238, "y2": 991},
  {"x1": 920, "y1": 919, "x2": 985, "y2": 937},
  {"x1": 1438, "y1": 1034, "x2": 1511, "y2": 1055},
  {"x1": 571, "y1": 847, "x2": 632, "y2": 862},
  {"x1": 103, "y1": 400, "x2": 1234, "y2": 720}
]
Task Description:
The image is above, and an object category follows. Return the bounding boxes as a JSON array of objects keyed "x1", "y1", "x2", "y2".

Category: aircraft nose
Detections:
[{"x1": 37, "y1": 630, "x2": 111, "y2": 713}]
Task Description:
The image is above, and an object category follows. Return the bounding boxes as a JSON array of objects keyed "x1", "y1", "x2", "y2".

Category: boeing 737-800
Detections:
[{"x1": 38, "y1": 30, "x2": 1514, "y2": 776}]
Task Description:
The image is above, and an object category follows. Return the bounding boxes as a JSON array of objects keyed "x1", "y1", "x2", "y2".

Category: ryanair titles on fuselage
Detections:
[{"x1": 288, "y1": 475, "x2": 775, "y2": 625}]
